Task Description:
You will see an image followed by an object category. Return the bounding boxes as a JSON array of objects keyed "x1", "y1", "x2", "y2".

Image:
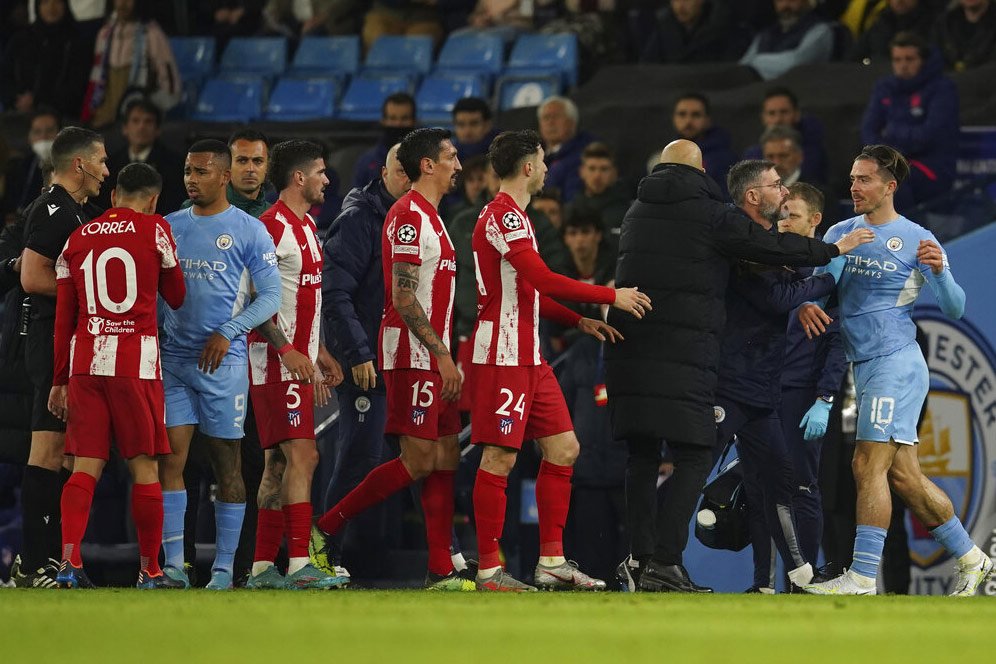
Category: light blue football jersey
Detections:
[
  {"x1": 820, "y1": 214, "x2": 950, "y2": 362},
  {"x1": 161, "y1": 205, "x2": 278, "y2": 365}
]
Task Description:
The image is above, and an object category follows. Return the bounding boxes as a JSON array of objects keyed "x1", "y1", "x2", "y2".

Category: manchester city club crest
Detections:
[
  {"x1": 411, "y1": 407, "x2": 426, "y2": 426},
  {"x1": 501, "y1": 212, "x2": 522, "y2": 230},
  {"x1": 499, "y1": 417, "x2": 514, "y2": 435},
  {"x1": 713, "y1": 406, "x2": 725, "y2": 423},
  {"x1": 887, "y1": 236, "x2": 904, "y2": 252},
  {"x1": 216, "y1": 233, "x2": 234, "y2": 250},
  {"x1": 397, "y1": 224, "x2": 418, "y2": 243},
  {"x1": 355, "y1": 396, "x2": 371, "y2": 413},
  {"x1": 912, "y1": 309, "x2": 996, "y2": 594}
]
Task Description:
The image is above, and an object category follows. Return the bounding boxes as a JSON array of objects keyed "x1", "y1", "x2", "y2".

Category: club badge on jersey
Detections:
[
  {"x1": 288, "y1": 410, "x2": 302, "y2": 427},
  {"x1": 412, "y1": 408, "x2": 426, "y2": 426},
  {"x1": 499, "y1": 417, "x2": 514, "y2": 435}
]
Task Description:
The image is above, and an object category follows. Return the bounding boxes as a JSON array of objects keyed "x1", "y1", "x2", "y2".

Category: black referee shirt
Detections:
[{"x1": 23, "y1": 184, "x2": 91, "y2": 320}]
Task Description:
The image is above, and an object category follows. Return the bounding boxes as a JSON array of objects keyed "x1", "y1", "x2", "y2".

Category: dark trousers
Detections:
[
  {"x1": 626, "y1": 438, "x2": 713, "y2": 565},
  {"x1": 716, "y1": 396, "x2": 806, "y2": 587},
  {"x1": 563, "y1": 484, "x2": 626, "y2": 585},
  {"x1": 780, "y1": 386, "x2": 824, "y2": 565}
]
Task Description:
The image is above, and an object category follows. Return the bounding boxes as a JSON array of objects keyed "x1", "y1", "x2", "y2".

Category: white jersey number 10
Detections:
[{"x1": 81, "y1": 248, "x2": 137, "y2": 315}]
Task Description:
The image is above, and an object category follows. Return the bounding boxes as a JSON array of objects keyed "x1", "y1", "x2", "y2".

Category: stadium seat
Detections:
[
  {"x1": 289, "y1": 36, "x2": 360, "y2": 79},
  {"x1": 505, "y1": 33, "x2": 579, "y2": 88},
  {"x1": 435, "y1": 32, "x2": 504, "y2": 77},
  {"x1": 264, "y1": 76, "x2": 339, "y2": 121},
  {"x1": 220, "y1": 37, "x2": 288, "y2": 77},
  {"x1": 495, "y1": 74, "x2": 562, "y2": 111},
  {"x1": 416, "y1": 73, "x2": 486, "y2": 124},
  {"x1": 338, "y1": 73, "x2": 414, "y2": 122},
  {"x1": 192, "y1": 77, "x2": 264, "y2": 122},
  {"x1": 170, "y1": 36, "x2": 216, "y2": 83},
  {"x1": 364, "y1": 35, "x2": 434, "y2": 76}
]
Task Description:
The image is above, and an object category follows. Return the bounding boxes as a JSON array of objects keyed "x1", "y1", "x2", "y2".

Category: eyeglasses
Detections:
[{"x1": 752, "y1": 180, "x2": 786, "y2": 191}]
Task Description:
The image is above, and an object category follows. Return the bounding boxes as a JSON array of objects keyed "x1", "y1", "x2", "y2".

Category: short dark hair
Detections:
[
  {"x1": 382, "y1": 92, "x2": 416, "y2": 119},
  {"x1": 31, "y1": 105, "x2": 62, "y2": 130},
  {"x1": 787, "y1": 182, "x2": 824, "y2": 214},
  {"x1": 674, "y1": 92, "x2": 711, "y2": 116},
  {"x1": 488, "y1": 130, "x2": 542, "y2": 179},
  {"x1": 51, "y1": 126, "x2": 103, "y2": 172},
  {"x1": 855, "y1": 144, "x2": 910, "y2": 184},
  {"x1": 227, "y1": 128, "x2": 269, "y2": 148},
  {"x1": 123, "y1": 97, "x2": 162, "y2": 127},
  {"x1": 269, "y1": 140, "x2": 325, "y2": 191},
  {"x1": 760, "y1": 125, "x2": 803, "y2": 150},
  {"x1": 397, "y1": 127, "x2": 451, "y2": 182},
  {"x1": 188, "y1": 139, "x2": 232, "y2": 168},
  {"x1": 115, "y1": 162, "x2": 163, "y2": 197},
  {"x1": 764, "y1": 86, "x2": 799, "y2": 109},
  {"x1": 562, "y1": 207, "x2": 603, "y2": 235},
  {"x1": 581, "y1": 141, "x2": 615, "y2": 165},
  {"x1": 452, "y1": 96, "x2": 492, "y2": 121},
  {"x1": 727, "y1": 159, "x2": 776, "y2": 206},
  {"x1": 533, "y1": 186, "x2": 562, "y2": 205},
  {"x1": 461, "y1": 153, "x2": 489, "y2": 178},
  {"x1": 890, "y1": 30, "x2": 929, "y2": 60}
]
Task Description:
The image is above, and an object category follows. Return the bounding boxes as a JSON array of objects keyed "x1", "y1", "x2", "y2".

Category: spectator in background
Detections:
[
  {"x1": 263, "y1": 0, "x2": 361, "y2": 38},
  {"x1": 861, "y1": 31, "x2": 958, "y2": 207},
  {"x1": 667, "y1": 92, "x2": 737, "y2": 198},
  {"x1": 362, "y1": 0, "x2": 451, "y2": 51},
  {"x1": 760, "y1": 125, "x2": 808, "y2": 187},
  {"x1": 559, "y1": 210, "x2": 616, "y2": 319},
  {"x1": 0, "y1": 0, "x2": 91, "y2": 120},
  {"x1": 850, "y1": 0, "x2": 938, "y2": 64},
  {"x1": 444, "y1": 153, "x2": 488, "y2": 219},
  {"x1": 197, "y1": 1, "x2": 265, "y2": 48},
  {"x1": 82, "y1": 0, "x2": 182, "y2": 128},
  {"x1": 564, "y1": 142, "x2": 631, "y2": 250},
  {"x1": 2, "y1": 108, "x2": 60, "y2": 223},
  {"x1": 933, "y1": 0, "x2": 996, "y2": 71},
  {"x1": 96, "y1": 98, "x2": 185, "y2": 213},
  {"x1": 538, "y1": 96, "x2": 596, "y2": 204},
  {"x1": 739, "y1": 0, "x2": 833, "y2": 80},
  {"x1": 452, "y1": 97, "x2": 499, "y2": 162},
  {"x1": 352, "y1": 93, "x2": 417, "y2": 189},
  {"x1": 640, "y1": 0, "x2": 748, "y2": 63},
  {"x1": 743, "y1": 87, "x2": 829, "y2": 186},
  {"x1": 532, "y1": 187, "x2": 564, "y2": 231}
]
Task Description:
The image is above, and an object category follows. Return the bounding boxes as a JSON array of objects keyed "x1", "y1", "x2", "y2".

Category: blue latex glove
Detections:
[
  {"x1": 800, "y1": 399, "x2": 832, "y2": 441},
  {"x1": 826, "y1": 256, "x2": 846, "y2": 283}
]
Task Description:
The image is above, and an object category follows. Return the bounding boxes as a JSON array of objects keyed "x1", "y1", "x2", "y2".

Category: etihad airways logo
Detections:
[
  {"x1": 180, "y1": 257, "x2": 227, "y2": 280},
  {"x1": 845, "y1": 254, "x2": 899, "y2": 279}
]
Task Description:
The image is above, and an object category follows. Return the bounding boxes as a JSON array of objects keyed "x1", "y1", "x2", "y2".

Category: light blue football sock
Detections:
[
  {"x1": 162, "y1": 490, "x2": 187, "y2": 570},
  {"x1": 851, "y1": 525, "x2": 887, "y2": 579},
  {"x1": 213, "y1": 501, "x2": 246, "y2": 574},
  {"x1": 930, "y1": 516, "x2": 975, "y2": 559}
]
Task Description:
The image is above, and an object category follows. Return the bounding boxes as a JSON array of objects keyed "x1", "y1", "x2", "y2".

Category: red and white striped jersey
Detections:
[
  {"x1": 248, "y1": 200, "x2": 323, "y2": 385},
  {"x1": 379, "y1": 189, "x2": 456, "y2": 372},
  {"x1": 471, "y1": 193, "x2": 542, "y2": 367},
  {"x1": 54, "y1": 209, "x2": 180, "y2": 380}
]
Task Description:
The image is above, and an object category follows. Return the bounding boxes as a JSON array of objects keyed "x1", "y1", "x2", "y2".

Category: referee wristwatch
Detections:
[{"x1": 818, "y1": 394, "x2": 835, "y2": 404}]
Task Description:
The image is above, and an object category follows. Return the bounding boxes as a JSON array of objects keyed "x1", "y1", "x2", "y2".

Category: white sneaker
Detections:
[
  {"x1": 949, "y1": 553, "x2": 994, "y2": 597},
  {"x1": 803, "y1": 569, "x2": 877, "y2": 596},
  {"x1": 787, "y1": 562, "x2": 814, "y2": 588}
]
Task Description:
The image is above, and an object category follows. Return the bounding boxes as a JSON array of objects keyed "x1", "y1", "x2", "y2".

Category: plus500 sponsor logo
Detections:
[
  {"x1": 301, "y1": 271, "x2": 321, "y2": 286},
  {"x1": 438, "y1": 259, "x2": 456, "y2": 272}
]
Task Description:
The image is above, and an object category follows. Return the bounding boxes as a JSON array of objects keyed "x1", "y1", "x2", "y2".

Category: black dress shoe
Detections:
[
  {"x1": 812, "y1": 562, "x2": 844, "y2": 584},
  {"x1": 637, "y1": 561, "x2": 713, "y2": 593}
]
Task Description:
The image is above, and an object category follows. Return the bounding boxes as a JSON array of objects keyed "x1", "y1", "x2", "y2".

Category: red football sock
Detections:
[
  {"x1": 473, "y1": 469, "x2": 508, "y2": 571},
  {"x1": 283, "y1": 502, "x2": 312, "y2": 561},
  {"x1": 421, "y1": 470, "x2": 455, "y2": 577},
  {"x1": 60, "y1": 473, "x2": 96, "y2": 567},
  {"x1": 536, "y1": 460, "x2": 573, "y2": 557},
  {"x1": 317, "y1": 458, "x2": 413, "y2": 535},
  {"x1": 254, "y1": 508, "x2": 284, "y2": 564},
  {"x1": 132, "y1": 482, "x2": 164, "y2": 576}
]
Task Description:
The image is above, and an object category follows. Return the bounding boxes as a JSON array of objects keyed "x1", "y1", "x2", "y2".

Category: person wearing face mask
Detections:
[
  {"x1": 0, "y1": 0, "x2": 91, "y2": 120},
  {"x1": 2, "y1": 108, "x2": 62, "y2": 225},
  {"x1": 351, "y1": 93, "x2": 418, "y2": 190}
]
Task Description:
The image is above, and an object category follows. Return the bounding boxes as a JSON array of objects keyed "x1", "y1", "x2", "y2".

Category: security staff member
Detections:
[{"x1": 13, "y1": 126, "x2": 108, "y2": 587}]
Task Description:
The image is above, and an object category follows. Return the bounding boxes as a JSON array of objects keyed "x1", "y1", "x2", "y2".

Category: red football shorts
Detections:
[
  {"x1": 470, "y1": 362, "x2": 573, "y2": 450},
  {"x1": 383, "y1": 368, "x2": 462, "y2": 440},
  {"x1": 66, "y1": 375, "x2": 170, "y2": 460},
  {"x1": 250, "y1": 381, "x2": 316, "y2": 448}
]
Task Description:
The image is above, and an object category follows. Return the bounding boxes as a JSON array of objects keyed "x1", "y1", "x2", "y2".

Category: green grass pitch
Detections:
[{"x1": 2, "y1": 590, "x2": 992, "y2": 663}]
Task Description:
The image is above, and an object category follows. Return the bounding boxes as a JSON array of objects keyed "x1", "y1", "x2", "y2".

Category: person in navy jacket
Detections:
[
  {"x1": 538, "y1": 96, "x2": 595, "y2": 204},
  {"x1": 861, "y1": 32, "x2": 959, "y2": 209}
]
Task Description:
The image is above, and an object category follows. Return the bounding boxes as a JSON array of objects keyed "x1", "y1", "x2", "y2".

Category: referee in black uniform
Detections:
[{"x1": 12, "y1": 127, "x2": 107, "y2": 587}]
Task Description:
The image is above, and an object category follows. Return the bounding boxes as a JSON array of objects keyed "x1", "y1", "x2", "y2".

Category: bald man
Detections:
[{"x1": 606, "y1": 151, "x2": 874, "y2": 593}]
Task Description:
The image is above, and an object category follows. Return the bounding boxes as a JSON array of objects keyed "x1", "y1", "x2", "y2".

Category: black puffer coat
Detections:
[{"x1": 604, "y1": 163, "x2": 839, "y2": 447}]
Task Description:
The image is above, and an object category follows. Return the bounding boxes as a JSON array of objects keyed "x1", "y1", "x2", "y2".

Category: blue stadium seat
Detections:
[
  {"x1": 264, "y1": 76, "x2": 339, "y2": 121},
  {"x1": 364, "y1": 35, "x2": 433, "y2": 76},
  {"x1": 289, "y1": 36, "x2": 360, "y2": 78},
  {"x1": 505, "y1": 33, "x2": 579, "y2": 88},
  {"x1": 416, "y1": 73, "x2": 486, "y2": 124},
  {"x1": 220, "y1": 37, "x2": 288, "y2": 77},
  {"x1": 192, "y1": 77, "x2": 264, "y2": 122},
  {"x1": 495, "y1": 74, "x2": 562, "y2": 111},
  {"x1": 435, "y1": 32, "x2": 504, "y2": 77},
  {"x1": 339, "y1": 73, "x2": 413, "y2": 122},
  {"x1": 170, "y1": 36, "x2": 216, "y2": 83}
]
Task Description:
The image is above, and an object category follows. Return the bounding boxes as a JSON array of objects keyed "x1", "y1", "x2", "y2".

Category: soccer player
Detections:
[
  {"x1": 313, "y1": 128, "x2": 472, "y2": 591},
  {"x1": 470, "y1": 130, "x2": 651, "y2": 591},
  {"x1": 800, "y1": 145, "x2": 993, "y2": 596},
  {"x1": 244, "y1": 140, "x2": 346, "y2": 590},
  {"x1": 158, "y1": 140, "x2": 281, "y2": 590},
  {"x1": 48, "y1": 163, "x2": 185, "y2": 588}
]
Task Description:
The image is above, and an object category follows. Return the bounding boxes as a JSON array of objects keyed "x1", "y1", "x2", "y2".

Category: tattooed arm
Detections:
[
  {"x1": 392, "y1": 262, "x2": 461, "y2": 400},
  {"x1": 255, "y1": 316, "x2": 316, "y2": 383}
]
